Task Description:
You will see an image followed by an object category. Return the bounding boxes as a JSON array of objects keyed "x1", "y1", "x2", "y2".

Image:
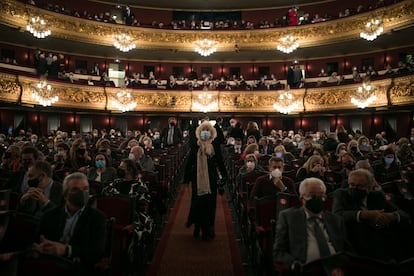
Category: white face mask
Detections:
[
  {"x1": 271, "y1": 168, "x2": 282, "y2": 178},
  {"x1": 128, "y1": 153, "x2": 135, "y2": 161},
  {"x1": 246, "y1": 161, "x2": 255, "y2": 169},
  {"x1": 143, "y1": 140, "x2": 149, "y2": 145}
]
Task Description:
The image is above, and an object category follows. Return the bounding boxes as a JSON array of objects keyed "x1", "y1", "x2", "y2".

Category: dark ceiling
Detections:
[
  {"x1": 1, "y1": 24, "x2": 414, "y2": 63},
  {"x1": 94, "y1": 0, "x2": 329, "y2": 11}
]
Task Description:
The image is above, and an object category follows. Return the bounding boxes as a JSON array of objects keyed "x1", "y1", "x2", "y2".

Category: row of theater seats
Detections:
[
  {"x1": 0, "y1": 142, "x2": 190, "y2": 275},
  {"x1": 222, "y1": 147, "x2": 414, "y2": 275}
]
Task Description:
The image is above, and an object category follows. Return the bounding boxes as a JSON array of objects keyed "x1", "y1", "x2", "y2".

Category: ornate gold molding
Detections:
[
  {"x1": 1, "y1": 0, "x2": 413, "y2": 51},
  {"x1": 1, "y1": 73, "x2": 413, "y2": 113}
]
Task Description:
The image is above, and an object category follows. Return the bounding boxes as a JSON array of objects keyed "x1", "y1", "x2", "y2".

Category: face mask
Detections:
[
  {"x1": 271, "y1": 168, "x2": 282, "y2": 178},
  {"x1": 77, "y1": 148, "x2": 86, "y2": 155},
  {"x1": 153, "y1": 135, "x2": 160, "y2": 140},
  {"x1": 28, "y1": 177, "x2": 40, "y2": 188},
  {"x1": 67, "y1": 189, "x2": 89, "y2": 209},
  {"x1": 169, "y1": 122, "x2": 175, "y2": 127},
  {"x1": 246, "y1": 161, "x2": 255, "y2": 169},
  {"x1": 275, "y1": 152, "x2": 283, "y2": 158},
  {"x1": 0, "y1": 138, "x2": 4, "y2": 143},
  {"x1": 128, "y1": 153, "x2": 135, "y2": 161},
  {"x1": 31, "y1": 139, "x2": 37, "y2": 144},
  {"x1": 95, "y1": 160, "x2": 105, "y2": 169},
  {"x1": 344, "y1": 163, "x2": 354, "y2": 170},
  {"x1": 410, "y1": 137, "x2": 414, "y2": 143},
  {"x1": 361, "y1": 142, "x2": 368, "y2": 147},
  {"x1": 200, "y1": 130, "x2": 211, "y2": 140},
  {"x1": 349, "y1": 188, "x2": 367, "y2": 201},
  {"x1": 384, "y1": 157, "x2": 394, "y2": 165},
  {"x1": 350, "y1": 147, "x2": 357, "y2": 152},
  {"x1": 234, "y1": 145, "x2": 241, "y2": 150},
  {"x1": 305, "y1": 196, "x2": 324, "y2": 214},
  {"x1": 143, "y1": 140, "x2": 149, "y2": 146},
  {"x1": 230, "y1": 140, "x2": 235, "y2": 145},
  {"x1": 117, "y1": 168, "x2": 126, "y2": 178}
]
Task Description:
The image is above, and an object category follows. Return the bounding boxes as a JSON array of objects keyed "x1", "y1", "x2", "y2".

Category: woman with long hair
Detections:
[{"x1": 69, "y1": 138, "x2": 91, "y2": 173}]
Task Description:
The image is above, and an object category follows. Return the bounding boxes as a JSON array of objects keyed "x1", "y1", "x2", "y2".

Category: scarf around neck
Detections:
[{"x1": 196, "y1": 140, "x2": 214, "y2": 196}]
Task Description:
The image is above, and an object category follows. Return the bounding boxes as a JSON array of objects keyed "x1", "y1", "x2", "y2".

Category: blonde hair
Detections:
[
  {"x1": 302, "y1": 155, "x2": 325, "y2": 173},
  {"x1": 243, "y1": 143, "x2": 259, "y2": 155}
]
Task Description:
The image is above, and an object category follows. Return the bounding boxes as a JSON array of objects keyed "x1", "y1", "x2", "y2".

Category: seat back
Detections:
[
  {"x1": 17, "y1": 250, "x2": 75, "y2": 276},
  {"x1": 95, "y1": 195, "x2": 135, "y2": 226},
  {"x1": 276, "y1": 192, "x2": 300, "y2": 219},
  {"x1": 0, "y1": 189, "x2": 11, "y2": 211},
  {"x1": 255, "y1": 195, "x2": 277, "y2": 231}
]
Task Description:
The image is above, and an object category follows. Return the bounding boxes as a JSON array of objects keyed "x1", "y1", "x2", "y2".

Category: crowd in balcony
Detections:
[{"x1": 23, "y1": 0, "x2": 401, "y2": 31}]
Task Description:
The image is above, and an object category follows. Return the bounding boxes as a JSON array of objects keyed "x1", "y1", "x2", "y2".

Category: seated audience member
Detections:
[
  {"x1": 299, "y1": 136, "x2": 314, "y2": 161},
  {"x1": 52, "y1": 142, "x2": 71, "y2": 171},
  {"x1": 274, "y1": 145, "x2": 296, "y2": 166},
  {"x1": 129, "y1": 145, "x2": 155, "y2": 172},
  {"x1": 113, "y1": 158, "x2": 140, "y2": 195},
  {"x1": 87, "y1": 153, "x2": 117, "y2": 184},
  {"x1": 330, "y1": 143, "x2": 347, "y2": 164},
  {"x1": 237, "y1": 153, "x2": 267, "y2": 177},
  {"x1": 296, "y1": 155, "x2": 326, "y2": 183},
  {"x1": 7, "y1": 146, "x2": 41, "y2": 193},
  {"x1": 322, "y1": 133, "x2": 338, "y2": 153},
  {"x1": 397, "y1": 141, "x2": 414, "y2": 166},
  {"x1": 357, "y1": 136, "x2": 373, "y2": 154},
  {"x1": 333, "y1": 169, "x2": 411, "y2": 261},
  {"x1": 347, "y1": 140, "x2": 364, "y2": 160},
  {"x1": 34, "y1": 172, "x2": 106, "y2": 271},
  {"x1": 273, "y1": 178, "x2": 349, "y2": 269},
  {"x1": 336, "y1": 125, "x2": 350, "y2": 143},
  {"x1": 141, "y1": 136, "x2": 155, "y2": 156},
  {"x1": 250, "y1": 157, "x2": 297, "y2": 202},
  {"x1": 19, "y1": 160, "x2": 63, "y2": 218},
  {"x1": 372, "y1": 147, "x2": 401, "y2": 183},
  {"x1": 151, "y1": 129, "x2": 162, "y2": 150},
  {"x1": 69, "y1": 138, "x2": 91, "y2": 174},
  {"x1": 338, "y1": 152, "x2": 356, "y2": 188}
]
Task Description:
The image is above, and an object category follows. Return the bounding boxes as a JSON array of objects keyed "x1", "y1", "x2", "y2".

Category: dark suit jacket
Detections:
[
  {"x1": 161, "y1": 125, "x2": 182, "y2": 147},
  {"x1": 250, "y1": 174, "x2": 297, "y2": 202},
  {"x1": 38, "y1": 205, "x2": 106, "y2": 266},
  {"x1": 6, "y1": 169, "x2": 26, "y2": 193},
  {"x1": 273, "y1": 207, "x2": 348, "y2": 265}
]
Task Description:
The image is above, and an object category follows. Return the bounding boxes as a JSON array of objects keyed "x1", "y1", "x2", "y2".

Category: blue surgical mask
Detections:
[
  {"x1": 361, "y1": 142, "x2": 368, "y2": 146},
  {"x1": 384, "y1": 157, "x2": 394, "y2": 165},
  {"x1": 95, "y1": 160, "x2": 106, "y2": 168},
  {"x1": 275, "y1": 152, "x2": 283, "y2": 158},
  {"x1": 200, "y1": 130, "x2": 211, "y2": 140}
]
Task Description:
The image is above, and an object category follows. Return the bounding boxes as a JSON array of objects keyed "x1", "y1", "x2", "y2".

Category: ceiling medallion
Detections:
[
  {"x1": 113, "y1": 34, "x2": 136, "y2": 52},
  {"x1": 194, "y1": 39, "x2": 217, "y2": 57},
  {"x1": 26, "y1": 16, "x2": 51, "y2": 39},
  {"x1": 360, "y1": 18, "x2": 383, "y2": 41},
  {"x1": 276, "y1": 36, "x2": 299, "y2": 54}
]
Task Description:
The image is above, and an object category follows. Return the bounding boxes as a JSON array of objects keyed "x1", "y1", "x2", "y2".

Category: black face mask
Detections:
[
  {"x1": 305, "y1": 196, "x2": 324, "y2": 214},
  {"x1": 117, "y1": 168, "x2": 126, "y2": 178},
  {"x1": 169, "y1": 122, "x2": 175, "y2": 127},
  {"x1": 344, "y1": 163, "x2": 355, "y2": 170},
  {"x1": 349, "y1": 188, "x2": 367, "y2": 201},
  {"x1": 28, "y1": 177, "x2": 40, "y2": 188},
  {"x1": 77, "y1": 148, "x2": 86, "y2": 155},
  {"x1": 67, "y1": 189, "x2": 89, "y2": 209},
  {"x1": 350, "y1": 147, "x2": 358, "y2": 152}
]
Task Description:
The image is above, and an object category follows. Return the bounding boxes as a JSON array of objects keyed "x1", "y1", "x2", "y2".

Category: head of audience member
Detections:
[
  {"x1": 312, "y1": 147, "x2": 326, "y2": 158},
  {"x1": 347, "y1": 169, "x2": 375, "y2": 201},
  {"x1": 303, "y1": 155, "x2": 325, "y2": 174},
  {"x1": 118, "y1": 158, "x2": 138, "y2": 180},
  {"x1": 94, "y1": 153, "x2": 110, "y2": 171},
  {"x1": 142, "y1": 136, "x2": 153, "y2": 149},
  {"x1": 30, "y1": 134, "x2": 38, "y2": 145},
  {"x1": 335, "y1": 143, "x2": 347, "y2": 156},
  {"x1": 381, "y1": 147, "x2": 397, "y2": 167},
  {"x1": 168, "y1": 117, "x2": 177, "y2": 127},
  {"x1": 299, "y1": 178, "x2": 327, "y2": 216},
  {"x1": 20, "y1": 146, "x2": 40, "y2": 170},
  {"x1": 127, "y1": 139, "x2": 139, "y2": 149},
  {"x1": 1, "y1": 145, "x2": 20, "y2": 170},
  {"x1": 152, "y1": 130, "x2": 161, "y2": 141},
  {"x1": 347, "y1": 140, "x2": 361, "y2": 155},
  {"x1": 27, "y1": 160, "x2": 53, "y2": 189},
  {"x1": 226, "y1": 137, "x2": 235, "y2": 146},
  {"x1": 274, "y1": 145, "x2": 288, "y2": 158},
  {"x1": 244, "y1": 153, "x2": 258, "y2": 173},
  {"x1": 268, "y1": 157, "x2": 284, "y2": 179},
  {"x1": 129, "y1": 145, "x2": 145, "y2": 163},
  {"x1": 229, "y1": 118, "x2": 237, "y2": 128},
  {"x1": 62, "y1": 172, "x2": 90, "y2": 214},
  {"x1": 70, "y1": 138, "x2": 88, "y2": 159},
  {"x1": 234, "y1": 138, "x2": 242, "y2": 153},
  {"x1": 340, "y1": 152, "x2": 356, "y2": 171},
  {"x1": 243, "y1": 143, "x2": 260, "y2": 159},
  {"x1": 247, "y1": 135, "x2": 257, "y2": 145}
]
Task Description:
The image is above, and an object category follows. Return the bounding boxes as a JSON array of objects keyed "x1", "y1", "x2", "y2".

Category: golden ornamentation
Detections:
[
  {"x1": 1, "y1": 0, "x2": 414, "y2": 53},
  {"x1": 0, "y1": 76, "x2": 20, "y2": 97},
  {"x1": 389, "y1": 77, "x2": 414, "y2": 105}
]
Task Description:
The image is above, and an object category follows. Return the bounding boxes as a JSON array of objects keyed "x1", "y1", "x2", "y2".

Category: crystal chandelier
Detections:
[
  {"x1": 360, "y1": 18, "x2": 383, "y2": 41},
  {"x1": 273, "y1": 91, "x2": 298, "y2": 114},
  {"x1": 113, "y1": 34, "x2": 136, "y2": 52},
  {"x1": 276, "y1": 36, "x2": 299, "y2": 54},
  {"x1": 31, "y1": 79, "x2": 58, "y2": 106},
  {"x1": 112, "y1": 90, "x2": 136, "y2": 112},
  {"x1": 194, "y1": 39, "x2": 217, "y2": 57},
  {"x1": 192, "y1": 89, "x2": 218, "y2": 113},
  {"x1": 26, "y1": 16, "x2": 51, "y2": 39},
  {"x1": 351, "y1": 82, "x2": 377, "y2": 108}
]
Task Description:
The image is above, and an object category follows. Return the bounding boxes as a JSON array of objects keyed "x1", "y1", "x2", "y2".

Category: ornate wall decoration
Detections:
[
  {"x1": 1, "y1": 73, "x2": 412, "y2": 112},
  {"x1": 0, "y1": 74, "x2": 20, "y2": 102},
  {"x1": 389, "y1": 76, "x2": 414, "y2": 105},
  {"x1": 1, "y1": 0, "x2": 414, "y2": 52}
]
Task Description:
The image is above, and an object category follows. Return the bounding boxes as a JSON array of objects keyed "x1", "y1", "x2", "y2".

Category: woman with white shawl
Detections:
[{"x1": 184, "y1": 120, "x2": 227, "y2": 240}]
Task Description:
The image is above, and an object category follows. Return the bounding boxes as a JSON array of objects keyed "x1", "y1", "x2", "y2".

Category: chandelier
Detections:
[
  {"x1": 26, "y1": 16, "x2": 51, "y2": 39},
  {"x1": 351, "y1": 82, "x2": 377, "y2": 108},
  {"x1": 112, "y1": 90, "x2": 136, "y2": 112},
  {"x1": 113, "y1": 34, "x2": 136, "y2": 52},
  {"x1": 194, "y1": 39, "x2": 217, "y2": 57},
  {"x1": 360, "y1": 18, "x2": 383, "y2": 41},
  {"x1": 273, "y1": 91, "x2": 298, "y2": 114},
  {"x1": 31, "y1": 80, "x2": 58, "y2": 106},
  {"x1": 192, "y1": 90, "x2": 218, "y2": 113},
  {"x1": 276, "y1": 36, "x2": 299, "y2": 54}
]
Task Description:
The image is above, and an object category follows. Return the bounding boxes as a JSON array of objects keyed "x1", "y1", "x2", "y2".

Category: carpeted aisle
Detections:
[{"x1": 147, "y1": 185, "x2": 244, "y2": 276}]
